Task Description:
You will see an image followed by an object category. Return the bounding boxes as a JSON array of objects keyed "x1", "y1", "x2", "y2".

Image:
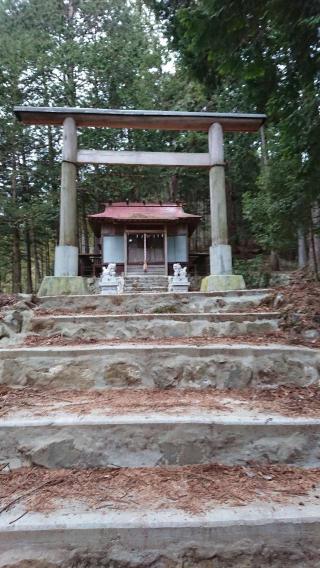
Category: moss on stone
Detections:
[
  {"x1": 38, "y1": 276, "x2": 90, "y2": 297},
  {"x1": 201, "y1": 275, "x2": 246, "y2": 293}
]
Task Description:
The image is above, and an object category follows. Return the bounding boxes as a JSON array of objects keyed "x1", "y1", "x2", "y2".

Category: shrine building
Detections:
[{"x1": 88, "y1": 201, "x2": 200, "y2": 276}]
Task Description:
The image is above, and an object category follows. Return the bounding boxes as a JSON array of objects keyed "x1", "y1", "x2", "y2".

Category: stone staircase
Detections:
[
  {"x1": 0, "y1": 288, "x2": 320, "y2": 567},
  {"x1": 123, "y1": 274, "x2": 169, "y2": 293}
]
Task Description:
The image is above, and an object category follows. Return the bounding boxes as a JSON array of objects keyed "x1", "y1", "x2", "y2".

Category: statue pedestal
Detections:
[
  {"x1": 201, "y1": 274, "x2": 246, "y2": 292},
  {"x1": 100, "y1": 281, "x2": 119, "y2": 295},
  {"x1": 38, "y1": 276, "x2": 89, "y2": 297},
  {"x1": 168, "y1": 277, "x2": 190, "y2": 293}
]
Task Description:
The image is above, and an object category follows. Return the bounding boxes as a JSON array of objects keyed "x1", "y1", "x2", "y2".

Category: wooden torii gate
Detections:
[{"x1": 14, "y1": 107, "x2": 266, "y2": 293}]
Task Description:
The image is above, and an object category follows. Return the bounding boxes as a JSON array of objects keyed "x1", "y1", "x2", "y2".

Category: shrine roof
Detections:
[
  {"x1": 14, "y1": 106, "x2": 266, "y2": 132},
  {"x1": 88, "y1": 202, "x2": 201, "y2": 224}
]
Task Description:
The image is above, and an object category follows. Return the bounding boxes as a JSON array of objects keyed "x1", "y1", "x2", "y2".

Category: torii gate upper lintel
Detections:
[{"x1": 14, "y1": 106, "x2": 266, "y2": 293}]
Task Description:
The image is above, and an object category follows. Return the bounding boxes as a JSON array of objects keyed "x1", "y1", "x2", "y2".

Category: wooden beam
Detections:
[
  {"x1": 77, "y1": 150, "x2": 212, "y2": 167},
  {"x1": 14, "y1": 106, "x2": 266, "y2": 132}
]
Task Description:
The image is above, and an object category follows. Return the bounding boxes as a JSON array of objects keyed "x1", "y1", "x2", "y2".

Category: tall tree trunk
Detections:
[
  {"x1": 81, "y1": 196, "x2": 90, "y2": 253},
  {"x1": 46, "y1": 124, "x2": 60, "y2": 245},
  {"x1": 169, "y1": 174, "x2": 178, "y2": 200},
  {"x1": 260, "y1": 126, "x2": 279, "y2": 270},
  {"x1": 310, "y1": 230, "x2": 319, "y2": 280},
  {"x1": 298, "y1": 228, "x2": 308, "y2": 268},
  {"x1": 11, "y1": 152, "x2": 21, "y2": 293},
  {"x1": 64, "y1": 0, "x2": 77, "y2": 106},
  {"x1": 32, "y1": 229, "x2": 42, "y2": 289},
  {"x1": 311, "y1": 203, "x2": 320, "y2": 266},
  {"x1": 40, "y1": 246, "x2": 45, "y2": 278},
  {"x1": 46, "y1": 241, "x2": 51, "y2": 275},
  {"x1": 309, "y1": 204, "x2": 320, "y2": 279},
  {"x1": 270, "y1": 249, "x2": 280, "y2": 271},
  {"x1": 12, "y1": 227, "x2": 22, "y2": 293},
  {"x1": 260, "y1": 125, "x2": 268, "y2": 166},
  {"x1": 25, "y1": 226, "x2": 33, "y2": 293}
]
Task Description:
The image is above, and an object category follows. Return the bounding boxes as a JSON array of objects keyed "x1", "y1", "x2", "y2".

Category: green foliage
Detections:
[
  {"x1": 233, "y1": 255, "x2": 270, "y2": 289},
  {"x1": 152, "y1": 0, "x2": 320, "y2": 261}
]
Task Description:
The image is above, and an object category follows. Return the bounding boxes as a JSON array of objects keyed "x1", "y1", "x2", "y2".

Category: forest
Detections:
[{"x1": 0, "y1": 0, "x2": 319, "y2": 292}]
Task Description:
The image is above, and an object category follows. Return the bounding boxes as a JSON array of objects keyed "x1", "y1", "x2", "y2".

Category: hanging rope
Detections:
[{"x1": 143, "y1": 233, "x2": 147, "y2": 272}]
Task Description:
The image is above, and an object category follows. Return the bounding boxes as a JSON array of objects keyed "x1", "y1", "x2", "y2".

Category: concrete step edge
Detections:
[
  {"x1": 31, "y1": 311, "x2": 280, "y2": 321},
  {"x1": 1, "y1": 502, "x2": 320, "y2": 533},
  {"x1": 1, "y1": 505, "x2": 319, "y2": 567},
  {"x1": 0, "y1": 342, "x2": 316, "y2": 355},
  {"x1": 37, "y1": 288, "x2": 274, "y2": 300},
  {"x1": 2, "y1": 412, "x2": 320, "y2": 427}
]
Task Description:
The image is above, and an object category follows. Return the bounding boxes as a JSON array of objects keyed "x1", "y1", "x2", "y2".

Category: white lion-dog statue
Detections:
[
  {"x1": 173, "y1": 263, "x2": 188, "y2": 280},
  {"x1": 99, "y1": 263, "x2": 123, "y2": 295},
  {"x1": 102, "y1": 263, "x2": 116, "y2": 279},
  {"x1": 168, "y1": 263, "x2": 190, "y2": 292}
]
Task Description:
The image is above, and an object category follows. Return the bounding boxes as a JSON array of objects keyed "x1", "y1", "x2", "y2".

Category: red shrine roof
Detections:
[{"x1": 88, "y1": 202, "x2": 201, "y2": 235}]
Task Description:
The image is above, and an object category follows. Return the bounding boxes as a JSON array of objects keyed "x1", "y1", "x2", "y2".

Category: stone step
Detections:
[
  {"x1": 0, "y1": 343, "x2": 318, "y2": 390},
  {"x1": 123, "y1": 286, "x2": 168, "y2": 293},
  {"x1": 1, "y1": 387, "x2": 320, "y2": 469},
  {"x1": 126, "y1": 265, "x2": 166, "y2": 275},
  {"x1": 125, "y1": 275, "x2": 169, "y2": 279},
  {"x1": 123, "y1": 281, "x2": 167, "y2": 286},
  {"x1": 26, "y1": 311, "x2": 279, "y2": 341},
  {"x1": 124, "y1": 280, "x2": 167, "y2": 285},
  {"x1": 123, "y1": 276, "x2": 169, "y2": 293},
  {"x1": 1, "y1": 464, "x2": 320, "y2": 566},
  {"x1": 125, "y1": 277, "x2": 168, "y2": 282},
  {"x1": 124, "y1": 279, "x2": 167, "y2": 282},
  {"x1": 124, "y1": 275, "x2": 169, "y2": 283},
  {"x1": 37, "y1": 289, "x2": 272, "y2": 313}
]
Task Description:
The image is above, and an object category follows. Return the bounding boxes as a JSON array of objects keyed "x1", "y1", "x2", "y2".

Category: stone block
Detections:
[
  {"x1": 169, "y1": 284, "x2": 189, "y2": 293},
  {"x1": 201, "y1": 274, "x2": 246, "y2": 292},
  {"x1": 210, "y1": 244, "x2": 232, "y2": 275},
  {"x1": 100, "y1": 283, "x2": 119, "y2": 295},
  {"x1": 54, "y1": 245, "x2": 78, "y2": 277},
  {"x1": 38, "y1": 276, "x2": 90, "y2": 297}
]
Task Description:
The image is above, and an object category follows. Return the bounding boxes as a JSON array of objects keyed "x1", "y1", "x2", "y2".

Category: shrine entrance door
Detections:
[{"x1": 125, "y1": 229, "x2": 166, "y2": 275}]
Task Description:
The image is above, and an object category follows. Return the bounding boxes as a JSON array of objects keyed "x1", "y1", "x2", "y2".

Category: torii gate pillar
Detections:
[
  {"x1": 54, "y1": 117, "x2": 78, "y2": 277},
  {"x1": 200, "y1": 123, "x2": 245, "y2": 292}
]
